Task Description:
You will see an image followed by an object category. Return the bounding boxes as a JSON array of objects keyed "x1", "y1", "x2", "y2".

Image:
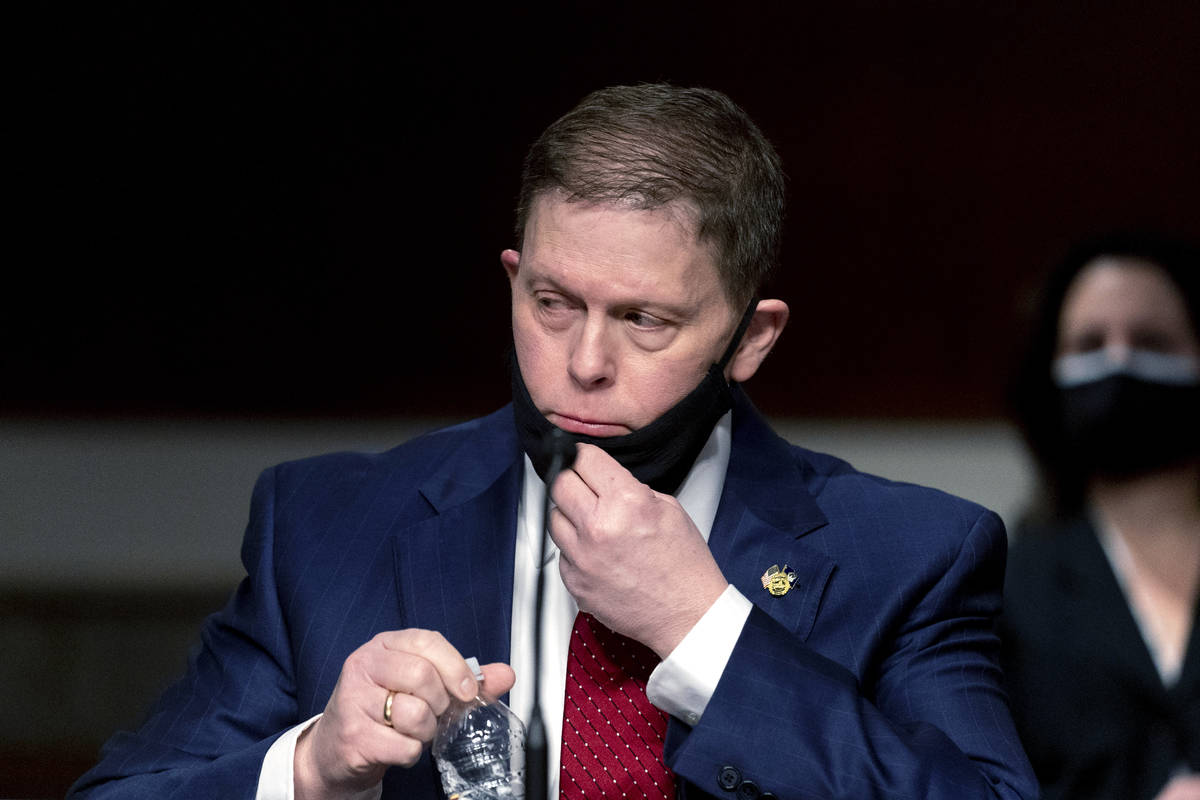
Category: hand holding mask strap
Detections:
[{"x1": 512, "y1": 298, "x2": 759, "y2": 495}]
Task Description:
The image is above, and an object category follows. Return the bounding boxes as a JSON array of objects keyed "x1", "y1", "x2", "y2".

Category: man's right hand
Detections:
[{"x1": 293, "y1": 629, "x2": 516, "y2": 800}]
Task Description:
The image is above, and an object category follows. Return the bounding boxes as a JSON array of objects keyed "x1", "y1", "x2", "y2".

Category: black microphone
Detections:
[
  {"x1": 526, "y1": 428, "x2": 576, "y2": 800},
  {"x1": 542, "y1": 427, "x2": 578, "y2": 480}
]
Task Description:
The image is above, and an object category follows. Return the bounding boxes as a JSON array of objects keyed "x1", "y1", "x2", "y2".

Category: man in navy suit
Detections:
[{"x1": 70, "y1": 85, "x2": 1037, "y2": 799}]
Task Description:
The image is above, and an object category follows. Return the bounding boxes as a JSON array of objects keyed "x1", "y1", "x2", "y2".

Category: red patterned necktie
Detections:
[{"x1": 560, "y1": 611, "x2": 676, "y2": 800}]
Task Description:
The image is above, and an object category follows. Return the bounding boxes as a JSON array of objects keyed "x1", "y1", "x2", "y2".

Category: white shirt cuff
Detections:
[
  {"x1": 645, "y1": 584, "x2": 752, "y2": 726},
  {"x1": 255, "y1": 714, "x2": 382, "y2": 800}
]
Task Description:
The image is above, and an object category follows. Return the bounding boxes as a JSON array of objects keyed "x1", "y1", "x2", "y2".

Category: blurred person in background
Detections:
[{"x1": 1003, "y1": 231, "x2": 1200, "y2": 800}]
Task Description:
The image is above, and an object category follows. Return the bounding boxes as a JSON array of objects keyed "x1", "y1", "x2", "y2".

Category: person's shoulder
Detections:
[
  {"x1": 1005, "y1": 515, "x2": 1092, "y2": 584},
  {"x1": 1000, "y1": 517, "x2": 1096, "y2": 638},
  {"x1": 731, "y1": 389, "x2": 995, "y2": 537},
  {"x1": 791, "y1": 442, "x2": 997, "y2": 533},
  {"x1": 770, "y1": 440, "x2": 1008, "y2": 600},
  {"x1": 268, "y1": 406, "x2": 517, "y2": 490}
]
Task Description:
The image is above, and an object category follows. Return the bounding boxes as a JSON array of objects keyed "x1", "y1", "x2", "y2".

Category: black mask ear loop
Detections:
[{"x1": 716, "y1": 296, "x2": 760, "y2": 375}]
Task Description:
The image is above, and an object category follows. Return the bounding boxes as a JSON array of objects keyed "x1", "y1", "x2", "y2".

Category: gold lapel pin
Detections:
[{"x1": 760, "y1": 564, "x2": 798, "y2": 597}]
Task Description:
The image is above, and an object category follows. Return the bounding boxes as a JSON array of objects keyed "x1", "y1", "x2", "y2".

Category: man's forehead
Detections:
[{"x1": 523, "y1": 192, "x2": 704, "y2": 248}]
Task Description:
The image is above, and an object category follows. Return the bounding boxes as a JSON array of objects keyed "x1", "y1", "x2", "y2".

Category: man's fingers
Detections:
[
  {"x1": 549, "y1": 443, "x2": 616, "y2": 506},
  {"x1": 549, "y1": 462, "x2": 601, "y2": 526},
  {"x1": 569, "y1": 443, "x2": 629, "y2": 490},
  {"x1": 381, "y1": 689, "x2": 439, "y2": 741},
  {"x1": 297, "y1": 631, "x2": 505, "y2": 792},
  {"x1": 552, "y1": 443, "x2": 655, "y2": 511},
  {"x1": 551, "y1": 443, "x2": 662, "y2": 542},
  {"x1": 547, "y1": 502, "x2": 574, "y2": 541},
  {"x1": 374, "y1": 629, "x2": 477, "y2": 702},
  {"x1": 356, "y1": 722, "x2": 426, "y2": 769},
  {"x1": 360, "y1": 649, "x2": 453, "y2": 719}
]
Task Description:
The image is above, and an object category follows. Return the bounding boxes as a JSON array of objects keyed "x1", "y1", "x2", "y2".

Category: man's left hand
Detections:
[{"x1": 549, "y1": 443, "x2": 730, "y2": 657}]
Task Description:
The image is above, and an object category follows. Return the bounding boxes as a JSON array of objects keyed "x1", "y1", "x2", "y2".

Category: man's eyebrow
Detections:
[
  {"x1": 523, "y1": 271, "x2": 579, "y2": 300},
  {"x1": 525, "y1": 272, "x2": 696, "y2": 319}
]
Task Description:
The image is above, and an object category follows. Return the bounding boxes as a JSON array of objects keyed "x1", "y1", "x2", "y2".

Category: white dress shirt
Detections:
[{"x1": 256, "y1": 413, "x2": 752, "y2": 799}]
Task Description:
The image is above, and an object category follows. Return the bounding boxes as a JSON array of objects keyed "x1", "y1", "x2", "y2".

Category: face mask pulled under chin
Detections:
[
  {"x1": 511, "y1": 299, "x2": 758, "y2": 496},
  {"x1": 1053, "y1": 349, "x2": 1200, "y2": 478},
  {"x1": 511, "y1": 358, "x2": 733, "y2": 495}
]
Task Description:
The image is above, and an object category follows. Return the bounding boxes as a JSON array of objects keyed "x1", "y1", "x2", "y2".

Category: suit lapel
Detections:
[
  {"x1": 1171, "y1": 589, "x2": 1200, "y2": 697},
  {"x1": 708, "y1": 389, "x2": 835, "y2": 642},
  {"x1": 391, "y1": 414, "x2": 523, "y2": 667},
  {"x1": 667, "y1": 390, "x2": 835, "y2": 770},
  {"x1": 1056, "y1": 519, "x2": 1166, "y2": 695}
]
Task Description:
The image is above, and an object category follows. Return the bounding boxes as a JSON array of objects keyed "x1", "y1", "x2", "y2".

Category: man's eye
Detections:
[
  {"x1": 625, "y1": 310, "x2": 664, "y2": 329},
  {"x1": 536, "y1": 295, "x2": 570, "y2": 312}
]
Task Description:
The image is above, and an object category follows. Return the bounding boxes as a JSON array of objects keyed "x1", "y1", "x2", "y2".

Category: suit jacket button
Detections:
[
  {"x1": 760, "y1": 793, "x2": 777, "y2": 800},
  {"x1": 717, "y1": 766, "x2": 741, "y2": 791},
  {"x1": 736, "y1": 780, "x2": 760, "y2": 800}
]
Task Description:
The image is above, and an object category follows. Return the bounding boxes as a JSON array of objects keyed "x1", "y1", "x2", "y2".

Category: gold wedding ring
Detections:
[{"x1": 383, "y1": 690, "x2": 397, "y2": 727}]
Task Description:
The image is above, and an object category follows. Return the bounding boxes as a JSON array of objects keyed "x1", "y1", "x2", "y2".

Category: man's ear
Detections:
[
  {"x1": 728, "y1": 299, "x2": 789, "y2": 383},
  {"x1": 501, "y1": 249, "x2": 521, "y2": 283}
]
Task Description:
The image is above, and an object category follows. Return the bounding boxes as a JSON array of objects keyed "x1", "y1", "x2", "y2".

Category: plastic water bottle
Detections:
[{"x1": 433, "y1": 657, "x2": 527, "y2": 800}]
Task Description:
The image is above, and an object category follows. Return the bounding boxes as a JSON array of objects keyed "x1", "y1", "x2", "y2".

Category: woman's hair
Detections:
[{"x1": 1008, "y1": 231, "x2": 1200, "y2": 520}]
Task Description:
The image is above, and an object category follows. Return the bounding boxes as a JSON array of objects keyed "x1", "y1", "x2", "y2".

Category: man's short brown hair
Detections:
[{"x1": 516, "y1": 84, "x2": 786, "y2": 309}]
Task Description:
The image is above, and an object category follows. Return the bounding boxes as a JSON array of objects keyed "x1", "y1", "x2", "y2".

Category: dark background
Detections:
[{"x1": 9, "y1": 2, "x2": 1200, "y2": 423}]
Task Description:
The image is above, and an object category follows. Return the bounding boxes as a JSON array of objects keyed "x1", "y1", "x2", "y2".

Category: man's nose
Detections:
[{"x1": 568, "y1": 316, "x2": 615, "y2": 389}]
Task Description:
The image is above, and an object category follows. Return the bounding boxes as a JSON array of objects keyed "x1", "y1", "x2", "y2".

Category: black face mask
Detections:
[
  {"x1": 1059, "y1": 373, "x2": 1200, "y2": 478},
  {"x1": 512, "y1": 299, "x2": 758, "y2": 495}
]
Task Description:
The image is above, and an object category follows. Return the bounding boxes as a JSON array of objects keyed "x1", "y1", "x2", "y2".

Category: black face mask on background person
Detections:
[
  {"x1": 512, "y1": 299, "x2": 758, "y2": 495},
  {"x1": 1054, "y1": 349, "x2": 1200, "y2": 478}
]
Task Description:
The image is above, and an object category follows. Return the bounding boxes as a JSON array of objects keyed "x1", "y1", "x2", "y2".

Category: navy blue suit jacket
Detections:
[{"x1": 70, "y1": 390, "x2": 1036, "y2": 799}]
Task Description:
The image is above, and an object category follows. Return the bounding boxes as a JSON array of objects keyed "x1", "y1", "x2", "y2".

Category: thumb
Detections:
[{"x1": 479, "y1": 662, "x2": 517, "y2": 698}]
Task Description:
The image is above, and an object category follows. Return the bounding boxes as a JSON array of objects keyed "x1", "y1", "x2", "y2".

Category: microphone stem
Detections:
[{"x1": 527, "y1": 450, "x2": 563, "y2": 800}]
